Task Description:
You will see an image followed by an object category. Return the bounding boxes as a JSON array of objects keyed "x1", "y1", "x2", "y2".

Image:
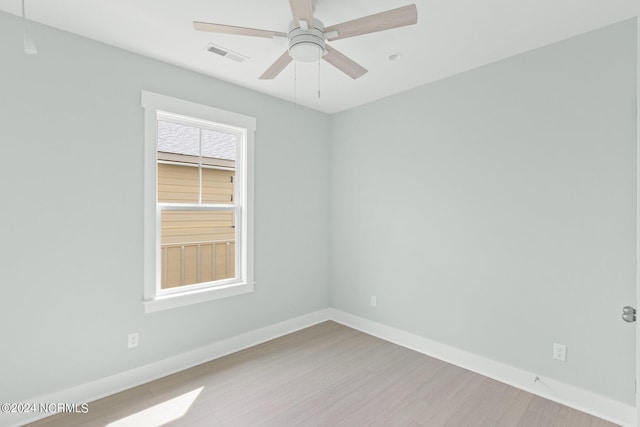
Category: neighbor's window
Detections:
[{"x1": 142, "y1": 91, "x2": 255, "y2": 313}]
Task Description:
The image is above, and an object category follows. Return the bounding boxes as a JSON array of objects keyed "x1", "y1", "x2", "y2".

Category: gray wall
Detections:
[
  {"x1": 330, "y1": 19, "x2": 637, "y2": 404},
  {"x1": 0, "y1": 11, "x2": 330, "y2": 402}
]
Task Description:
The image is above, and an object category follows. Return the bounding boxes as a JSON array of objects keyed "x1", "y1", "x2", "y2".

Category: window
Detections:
[{"x1": 142, "y1": 91, "x2": 255, "y2": 313}]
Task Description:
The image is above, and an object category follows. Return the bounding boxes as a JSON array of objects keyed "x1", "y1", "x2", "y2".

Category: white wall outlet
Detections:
[
  {"x1": 553, "y1": 343, "x2": 566, "y2": 362},
  {"x1": 128, "y1": 332, "x2": 139, "y2": 349},
  {"x1": 370, "y1": 296, "x2": 377, "y2": 307}
]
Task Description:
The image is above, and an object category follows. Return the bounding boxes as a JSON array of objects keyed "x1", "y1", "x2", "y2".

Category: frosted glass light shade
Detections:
[{"x1": 289, "y1": 42, "x2": 323, "y2": 62}]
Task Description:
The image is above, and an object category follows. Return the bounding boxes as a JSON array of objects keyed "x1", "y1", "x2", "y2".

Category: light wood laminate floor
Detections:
[{"x1": 28, "y1": 321, "x2": 618, "y2": 427}]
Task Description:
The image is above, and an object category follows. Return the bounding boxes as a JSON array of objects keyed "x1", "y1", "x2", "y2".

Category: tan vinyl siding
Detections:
[
  {"x1": 157, "y1": 163, "x2": 199, "y2": 203},
  {"x1": 160, "y1": 210, "x2": 235, "y2": 289},
  {"x1": 158, "y1": 163, "x2": 234, "y2": 204},
  {"x1": 202, "y1": 168, "x2": 234, "y2": 203},
  {"x1": 161, "y1": 210, "x2": 234, "y2": 244}
]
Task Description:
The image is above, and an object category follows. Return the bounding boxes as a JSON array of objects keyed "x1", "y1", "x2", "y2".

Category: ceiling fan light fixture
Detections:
[
  {"x1": 287, "y1": 19, "x2": 325, "y2": 62},
  {"x1": 289, "y1": 41, "x2": 324, "y2": 62}
]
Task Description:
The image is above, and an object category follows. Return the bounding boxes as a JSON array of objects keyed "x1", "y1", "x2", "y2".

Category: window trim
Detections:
[{"x1": 141, "y1": 91, "x2": 255, "y2": 313}]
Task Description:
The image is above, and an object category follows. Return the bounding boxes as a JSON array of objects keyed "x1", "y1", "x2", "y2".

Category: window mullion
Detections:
[
  {"x1": 198, "y1": 128, "x2": 203, "y2": 205},
  {"x1": 158, "y1": 203, "x2": 236, "y2": 211}
]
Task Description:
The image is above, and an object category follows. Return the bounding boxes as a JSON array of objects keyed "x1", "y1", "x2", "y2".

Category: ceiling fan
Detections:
[{"x1": 193, "y1": 0, "x2": 418, "y2": 80}]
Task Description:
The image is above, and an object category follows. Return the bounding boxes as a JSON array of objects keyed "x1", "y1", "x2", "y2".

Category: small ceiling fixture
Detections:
[
  {"x1": 206, "y1": 42, "x2": 248, "y2": 62},
  {"x1": 388, "y1": 53, "x2": 402, "y2": 61},
  {"x1": 22, "y1": 0, "x2": 37, "y2": 54}
]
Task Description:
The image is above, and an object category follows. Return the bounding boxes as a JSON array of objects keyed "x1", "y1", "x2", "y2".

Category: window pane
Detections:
[
  {"x1": 157, "y1": 120, "x2": 200, "y2": 157},
  {"x1": 160, "y1": 210, "x2": 236, "y2": 289},
  {"x1": 157, "y1": 163, "x2": 199, "y2": 203},
  {"x1": 201, "y1": 128, "x2": 236, "y2": 161},
  {"x1": 202, "y1": 168, "x2": 234, "y2": 204}
]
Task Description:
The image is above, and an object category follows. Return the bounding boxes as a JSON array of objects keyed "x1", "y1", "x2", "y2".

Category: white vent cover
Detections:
[{"x1": 206, "y1": 43, "x2": 248, "y2": 63}]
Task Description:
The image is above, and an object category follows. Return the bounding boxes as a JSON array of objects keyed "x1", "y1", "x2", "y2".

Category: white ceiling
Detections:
[{"x1": 1, "y1": 0, "x2": 636, "y2": 113}]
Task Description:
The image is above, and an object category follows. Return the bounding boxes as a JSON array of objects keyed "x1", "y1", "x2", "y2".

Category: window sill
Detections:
[{"x1": 144, "y1": 282, "x2": 255, "y2": 313}]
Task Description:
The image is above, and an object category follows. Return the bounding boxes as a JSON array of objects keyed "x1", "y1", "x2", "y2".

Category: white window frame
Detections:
[{"x1": 142, "y1": 91, "x2": 255, "y2": 313}]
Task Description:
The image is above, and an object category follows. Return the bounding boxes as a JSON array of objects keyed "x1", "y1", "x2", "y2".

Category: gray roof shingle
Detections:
[{"x1": 157, "y1": 120, "x2": 236, "y2": 161}]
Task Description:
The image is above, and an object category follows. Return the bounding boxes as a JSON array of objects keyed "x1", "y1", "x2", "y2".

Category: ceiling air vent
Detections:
[{"x1": 206, "y1": 43, "x2": 248, "y2": 63}]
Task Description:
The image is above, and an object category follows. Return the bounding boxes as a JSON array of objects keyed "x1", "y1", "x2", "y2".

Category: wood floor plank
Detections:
[
  {"x1": 416, "y1": 399, "x2": 463, "y2": 426},
  {"x1": 25, "y1": 321, "x2": 620, "y2": 427},
  {"x1": 332, "y1": 352, "x2": 436, "y2": 426},
  {"x1": 554, "y1": 406, "x2": 619, "y2": 427},
  {"x1": 442, "y1": 378, "x2": 509, "y2": 426},
  {"x1": 214, "y1": 332, "x2": 393, "y2": 424},
  {"x1": 352, "y1": 356, "x2": 446, "y2": 426},
  {"x1": 259, "y1": 342, "x2": 410, "y2": 425},
  {"x1": 486, "y1": 385, "x2": 535, "y2": 426},
  {"x1": 518, "y1": 395, "x2": 564, "y2": 426}
]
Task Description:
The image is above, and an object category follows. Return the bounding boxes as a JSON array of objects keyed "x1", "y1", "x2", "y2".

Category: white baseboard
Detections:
[
  {"x1": 328, "y1": 308, "x2": 636, "y2": 427},
  {"x1": 3, "y1": 309, "x2": 331, "y2": 427},
  {"x1": 6, "y1": 307, "x2": 635, "y2": 427}
]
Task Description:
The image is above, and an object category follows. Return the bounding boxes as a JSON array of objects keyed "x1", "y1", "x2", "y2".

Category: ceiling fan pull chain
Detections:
[
  {"x1": 318, "y1": 59, "x2": 321, "y2": 99},
  {"x1": 294, "y1": 60, "x2": 298, "y2": 110}
]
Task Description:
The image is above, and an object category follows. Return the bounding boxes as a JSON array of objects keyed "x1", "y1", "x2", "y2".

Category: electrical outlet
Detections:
[
  {"x1": 553, "y1": 343, "x2": 566, "y2": 362},
  {"x1": 128, "y1": 332, "x2": 139, "y2": 349},
  {"x1": 370, "y1": 296, "x2": 377, "y2": 307}
]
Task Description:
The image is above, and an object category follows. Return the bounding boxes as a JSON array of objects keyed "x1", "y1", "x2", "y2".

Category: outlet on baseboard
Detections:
[
  {"x1": 370, "y1": 296, "x2": 377, "y2": 307},
  {"x1": 553, "y1": 343, "x2": 566, "y2": 362},
  {"x1": 128, "y1": 332, "x2": 139, "y2": 349}
]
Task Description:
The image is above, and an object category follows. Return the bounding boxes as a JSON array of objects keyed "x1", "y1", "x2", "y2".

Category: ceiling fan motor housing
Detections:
[{"x1": 288, "y1": 18, "x2": 326, "y2": 62}]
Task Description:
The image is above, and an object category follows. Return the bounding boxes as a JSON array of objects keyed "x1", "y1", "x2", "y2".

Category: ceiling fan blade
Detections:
[
  {"x1": 259, "y1": 51, "x2": 293, "y2": 80},
  {"x1": 193, "y1": 21, "x2": 286, "y2": 38},
  {"x1": 288, "y1": 0, "x2": 314, "y2": 27},
  {"x1": 324, "y1": 4, "x2": 417, "y2": 41},
  {"x1": 322, "y1": 45, "x2": 367, "y2": 79}
]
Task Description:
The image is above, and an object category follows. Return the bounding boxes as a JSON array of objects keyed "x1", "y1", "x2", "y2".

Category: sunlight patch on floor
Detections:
[{"x1": 107, "y1": 387, "x2": 203, "y2": 427}]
